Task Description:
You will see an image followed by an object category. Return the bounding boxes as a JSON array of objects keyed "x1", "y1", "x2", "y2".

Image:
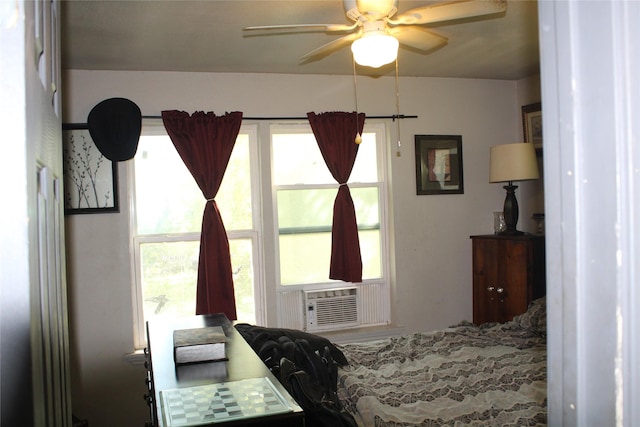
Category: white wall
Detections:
[{"x1": 62, "y1": 70, "x2": 541, "y2": 426}]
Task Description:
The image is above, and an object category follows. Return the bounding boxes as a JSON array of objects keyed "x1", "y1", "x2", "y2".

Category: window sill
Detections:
[{"x1": 318, "y1": 324, "x2": 406, "y2": 344}]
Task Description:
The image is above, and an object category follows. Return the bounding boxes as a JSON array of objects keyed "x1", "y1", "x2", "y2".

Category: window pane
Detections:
[
  {"x1": 273, "y1": 133, "x2": 333, "y2": 185},
  {"x1": 354, "y1": 187, "x2": 382, "y2": 279},
  {"x1": 277, "y1": 187, "x2": 379, "y2": 229},
  {"x1": 277, "y1": 188, "x2": 335, "y2": 231},
  {"x1": 272, "y1": 131, "x2": 378, "y2": 186},
  {"x1": 217, "y1": 135, "x2": 252, "y2": 230},
  {"x1": 360, "y1": 229, "x2": 382, "y2": 279},
  {"x1": 135, "y1": 134, "x2": 252, "y2": 234},
  {"x1": 135, "y1": 136, "x2": 203, "y2": 234},
  {"x1": 352, "y1": 187, "x2": 380, "y2": 227},
  {"x1": 140, "y1": 239, "x2": 256, "y2": 324},
  {"x1": 351, "y1": 132, "x2": 378, "y2": 183},
  {"x1": 277, "y1": 188, "x2": 332, "y2": 285},
  {"x1": 230, "y1": 238, "x2": 256, "y2": 324},
  {"x1": 279, "y1": 232, "x2": 332, "y2": 285},
  {"x1": 277, "y1": 186, "x2": 381, "y2": 285},
  {"x1": 279, "y1": 229, "x2": 381, "y2": 285},
  {"x1": 141, "y1": 241, "x2": 198, "y2": 321}
]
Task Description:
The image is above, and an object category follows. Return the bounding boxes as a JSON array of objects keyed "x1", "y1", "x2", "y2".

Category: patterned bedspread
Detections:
[{"x1": 336, "y1": 298, "x2": 547, "y2": 427}]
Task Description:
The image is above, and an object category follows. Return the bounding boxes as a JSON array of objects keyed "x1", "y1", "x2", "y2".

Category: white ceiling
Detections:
[{"x1": 60, "y1": 0, "x2": 540, "y2": 80}]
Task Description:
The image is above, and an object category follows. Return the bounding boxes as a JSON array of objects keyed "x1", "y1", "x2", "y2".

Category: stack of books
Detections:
[{"x1": 173, "y1": 326, "x2": 227, "y2": 365}]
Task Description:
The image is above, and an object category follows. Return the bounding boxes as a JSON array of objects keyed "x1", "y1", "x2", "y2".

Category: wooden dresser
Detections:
[{"x1": 471, "y1": 234, "x2": 546, "y2": 324}]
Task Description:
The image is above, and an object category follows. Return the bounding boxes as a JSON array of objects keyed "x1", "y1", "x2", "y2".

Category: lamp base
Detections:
[
  {"x1": 502, "y1": 182, "x2": 522, "y2": 234},
  {"x1": 497, "y1": 229, "x2": 524, "y2": 236}
]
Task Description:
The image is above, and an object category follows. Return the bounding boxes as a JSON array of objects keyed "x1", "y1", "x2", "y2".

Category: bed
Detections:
[
  {"x1": 335, "y1": 297, "x2": 548, "y2": 426},
  {"x1": 236, "y1": 297, "x2": 547, "y2": 427}
]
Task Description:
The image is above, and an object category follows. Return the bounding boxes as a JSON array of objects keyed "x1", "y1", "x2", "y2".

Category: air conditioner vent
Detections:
[{"x1": 304, "y1": 288, "x2": 359, "y2": 332}]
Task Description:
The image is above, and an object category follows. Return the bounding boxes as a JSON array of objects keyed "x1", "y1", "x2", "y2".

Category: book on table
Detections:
[
  {"x1": 176, "y1": 360, "x2": 228, "y2": 381},
  {"x1": 173, "y1": 326, "x2": 227, "y2": 364}
]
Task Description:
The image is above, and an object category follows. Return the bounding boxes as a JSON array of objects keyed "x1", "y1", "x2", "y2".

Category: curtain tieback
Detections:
[
  {"x1": 206, "y1": 197, "x2": 215, "y2": 202},
  {"x1": 339, "y1": 183, "x2": 348, "y2": 187}
]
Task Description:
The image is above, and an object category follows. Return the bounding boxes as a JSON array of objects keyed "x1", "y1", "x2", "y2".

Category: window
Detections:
[
  {"x1": 271, "y1": 123, "x2": 388, "y2": 287},
  {"x1": 131, "y1": 121, "x2": 391, "y2": 347},
  {"x1": 130, "y1": 125, "x2": 262, "y2": 348}
]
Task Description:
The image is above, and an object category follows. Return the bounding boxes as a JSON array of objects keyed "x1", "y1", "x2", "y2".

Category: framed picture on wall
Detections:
[
  {"x1": 522, "y1": 102, "x2": 543, "y2": 150},
  {"x1": 414, "y1": 135, "x2": 464, "y2": 195},
  {"x1": 62, "y1": 123, "x2": 119, "y2": 214}
]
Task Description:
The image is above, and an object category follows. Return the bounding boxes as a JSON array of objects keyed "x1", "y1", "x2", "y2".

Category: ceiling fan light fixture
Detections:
[{"x1": 351, "y1": 31, "x2": 399, "y2": 68}]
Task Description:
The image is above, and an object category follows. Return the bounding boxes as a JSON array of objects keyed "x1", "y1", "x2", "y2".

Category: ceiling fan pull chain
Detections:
[
  {"x1": 395, "y1": 58, "x2": 401, "y2": 157},
  {"x1": 353, "y1": 57, "x2": 362, "y2": 144}
]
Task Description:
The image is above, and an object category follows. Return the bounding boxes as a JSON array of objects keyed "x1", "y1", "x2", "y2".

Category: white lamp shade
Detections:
[
  {"x1": 351, "y1": 32, "x2": 399, "y2": 68},
  {"x1": 489, "y1": 142, "x2": 540, "y2": 183}
]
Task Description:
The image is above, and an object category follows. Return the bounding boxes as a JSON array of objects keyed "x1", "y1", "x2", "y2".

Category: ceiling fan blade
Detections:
[
  {"x1": 244, "y1": 22, "x2": 358, "y2": 33},
  {"x1": 299, "y1": 33, "x2": 361, "y2": 63},
  {"x1": 389, "y1": 0, "x2": 507, "y2": 26},
  {"x1": 388, "y1": 26, "x2": 448, "y2": 52}
]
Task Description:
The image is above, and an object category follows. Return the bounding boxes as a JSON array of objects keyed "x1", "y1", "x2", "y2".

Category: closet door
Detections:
[
  {"x1": 36, "y1": 167, "x2": 72, "y2": 427},
  {"x1": 1, "y1": 1, "x2": 71, "y2": 425}
]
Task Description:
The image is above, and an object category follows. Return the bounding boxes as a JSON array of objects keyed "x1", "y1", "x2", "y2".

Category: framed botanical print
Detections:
[{"x1": 62, "y1": 123, "x2": 119, "y2": 214}]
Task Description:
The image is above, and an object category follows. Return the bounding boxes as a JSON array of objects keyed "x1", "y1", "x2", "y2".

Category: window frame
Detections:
[
  {"x1": 129, "y1": 123, "x2": 264, "y2": 349},
  {"x1": 270, "y1": 122, "x2": 391, "y2": 291},
  {"x1": 129, "y1": 120, "x2": 392, "y2": 348}
]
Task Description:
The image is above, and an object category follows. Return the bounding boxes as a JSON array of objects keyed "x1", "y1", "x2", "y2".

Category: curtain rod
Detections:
[{"x1": 142, "y1": 114, "x2": 417, "y2": 121}]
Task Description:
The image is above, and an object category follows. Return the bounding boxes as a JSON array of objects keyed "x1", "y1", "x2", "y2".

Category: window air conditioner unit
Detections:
[{"x1": 304, "y1": 287, "x2": 360, "y2": 332}]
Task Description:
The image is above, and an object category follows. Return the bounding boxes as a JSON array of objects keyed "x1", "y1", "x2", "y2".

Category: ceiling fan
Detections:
[{"x1": 244, "y1": 0, "x2": 508, "y2": 68}]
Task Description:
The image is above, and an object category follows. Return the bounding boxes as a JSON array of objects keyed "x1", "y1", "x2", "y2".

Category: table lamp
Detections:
[{"x1": 489, "y1": 142, "x2": 539, "y2": 235}]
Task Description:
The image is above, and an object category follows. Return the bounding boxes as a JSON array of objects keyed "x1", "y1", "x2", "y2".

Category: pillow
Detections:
[
  {"x1": 513, "y1": 297, "x2": 547, "y2": 335},
  {"x1": 235, "y1": 323, "x2": 349, "y2": 366}
]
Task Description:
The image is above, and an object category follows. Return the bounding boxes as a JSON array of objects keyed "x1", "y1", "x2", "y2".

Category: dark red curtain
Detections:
[
  {"x1": 161, "y1": 110, "x2": 243, "y2": 319},
  {"x1": 307, "y1": 111, "x2": 366, "y2": 283}
]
